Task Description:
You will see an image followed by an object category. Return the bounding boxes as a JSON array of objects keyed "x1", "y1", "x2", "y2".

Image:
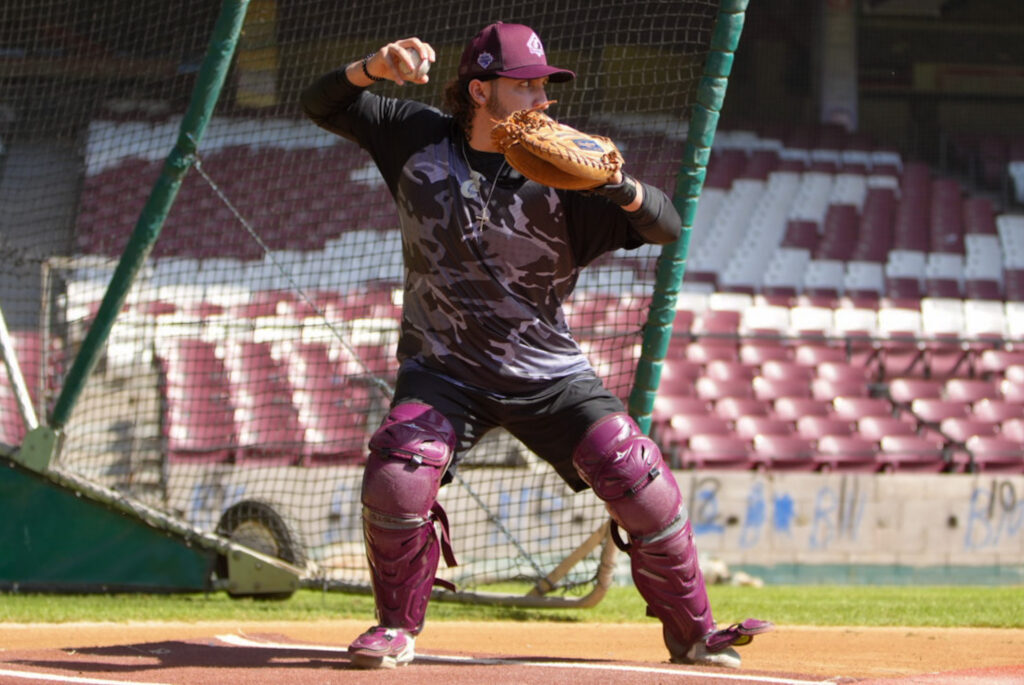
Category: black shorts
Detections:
[{"x1": 390, "y1": 364, "x2": 626, "y2": 492}]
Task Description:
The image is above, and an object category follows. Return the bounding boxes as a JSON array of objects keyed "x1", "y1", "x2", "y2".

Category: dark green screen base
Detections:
[{"x1": 1, "y1": 458, "x2": 217, "y2": 593}]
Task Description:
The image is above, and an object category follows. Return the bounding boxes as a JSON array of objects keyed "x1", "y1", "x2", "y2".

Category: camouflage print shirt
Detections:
[{"x1": 301, "y1": 70, "x2": 676, "y2": 395}]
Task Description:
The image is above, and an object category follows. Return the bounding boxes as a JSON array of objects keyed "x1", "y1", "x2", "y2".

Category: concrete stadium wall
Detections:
[{"x1": 165, "y1": 465, "x2": 1024, "y2": 586}]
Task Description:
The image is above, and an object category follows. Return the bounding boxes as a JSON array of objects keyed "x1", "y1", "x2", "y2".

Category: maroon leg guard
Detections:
[
  {"x1": 361, "y1": 402, "x2": 457, "y2": 634},
  {"x1": 573, "y1": 413, "x2": 715, "y2": 649}
]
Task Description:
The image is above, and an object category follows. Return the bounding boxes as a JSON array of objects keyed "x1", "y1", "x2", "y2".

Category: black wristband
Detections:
[
  {"x1": 588, "y1": 174, "x2": 638, "y2": 206},
  {"x1": 361, "y1": 53, "x2": 386, "y2": 82}
]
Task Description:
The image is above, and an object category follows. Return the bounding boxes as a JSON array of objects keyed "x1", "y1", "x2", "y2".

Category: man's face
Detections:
[{"x1": 482, "y1": 77, "x2": 550, "y2": 120}]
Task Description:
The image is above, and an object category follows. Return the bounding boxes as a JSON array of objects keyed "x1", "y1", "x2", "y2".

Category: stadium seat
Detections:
[
  {"x1": 910, "y1": 398, "x2": 972, "y2": 422},
  {"x1": 773, "y1": 396, "x2": 832, "y2": 421},
  {"x1": 922, "y1": 334, "x2": 971, "y2": 380},
  {"x1": 877, "y1": 434, "x2": 949, "y2": 473},
  {"x1": 856, "y1": 415, "x2": 917, "y2": 441},
  {"x1": 959, "y1": 436, "x2": 1024, "y2": 474},
  {"x1": 971, "y1": 398, "x2": 1024, "y2": 423},
  {"x1": 943, "y1": 378, "x2": 1002, "y2": 403},
  {"x1": 795, "y1": 415, "x2": 855, "y2": 439},
  {"x1": 705, "y1": 360, "x2": 757, "y2": 382},
  {"x1": 1001, "y1": 418, "x2": 1024, "y2": 443},
  {"x1": 792, "y1": 343, "x2": 847, "y2": 366},
  {"x1": 976, "y1": 350, "x2": 1024, "y2": 377},
  {"x1": 680, "y1": 433, "x2": 755, "y2": 470},
  {"x1": 738, "y1": 342, "x2": 791, "y2": 365},
  {"x1": 734, "y1": 415, "x2": 794, "y2": 439},
  {"x1": 815, "y1": 361, "x2": 871, "y2": 384},
  {"x1": 658, "y1": 358, "x2": 702, "y2": 397},
  {"x1": 662, "y1": 412, "x2": 732, "y2": 455},
  {"x1": 753, "y1": 375, "x2": 812, "y2": 400},
  {"x1": 651, "y1": 395, "x2": 712, "y2": 440},
  {"x1": 811, "y1": 377, "x2": 870, "y2": 400},
  {"x1": 832, "y1": 396, "x2": 895, "y2": 420},
  {"x1": 760, "y1": 360, "x2": 815, "y2": 383},
  {"x1": 816, "y1": 435, "x2": 880, "y2": 472},
  {"x1": 1005, "y1": 365, "x2": 1024, "y2": 386},
  {"x1": 713, "y1": 396, "x2": 772, "y2": 421},
  {"x1": 685, "y1": 341, "x2": 740, "y2": 364},
  {"x1": 939, "y1": 417, "x2": 999, "y2": 443},
  {"x1": 888, "y1": 378, "x2": 944, "y2": 404},
  {"x1": 285, "y1": 342, "x2": 375, "y2": 464},
  {"x1": 695, "y1": 376, "x2": 755, "y2": 401},
  {"x1": 1002, "y1": 382, "x2": 1024, "y2": 403},
  {"x1": 750, "y1": 434, "x2": 817, "y2": 471}
]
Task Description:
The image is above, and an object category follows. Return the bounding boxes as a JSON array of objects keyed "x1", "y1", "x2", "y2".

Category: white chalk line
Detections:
[{"x1": 0, "y1": 669, "x2": 173, "y2": 685}]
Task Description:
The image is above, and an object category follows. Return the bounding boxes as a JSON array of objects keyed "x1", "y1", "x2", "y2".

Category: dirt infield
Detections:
[{"x1": 1, "y1": 620, "x2": 1022, "y2": 684}]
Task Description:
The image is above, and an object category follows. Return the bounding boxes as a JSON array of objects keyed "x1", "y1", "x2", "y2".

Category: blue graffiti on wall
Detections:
[
  {"x1": 964, "y1": 480, "x2": 1024, "y2": 550},
  {"x1": 809, "y1": 477, "x2": 866, "y2": 549},
  {"x1": 689, "y1": 477, "x2": 725, "y2": 536},
  {"x1": 738, "y1": 482, "x2": 766, "y2": 547},
  {"x1": 737, "y1": 484, "x2": 798, "y2": 548}
]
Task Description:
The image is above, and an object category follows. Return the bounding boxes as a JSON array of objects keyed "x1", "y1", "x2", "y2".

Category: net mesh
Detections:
[{"x1": 1, "y1": 0, "x2": 721, "y2": 595}]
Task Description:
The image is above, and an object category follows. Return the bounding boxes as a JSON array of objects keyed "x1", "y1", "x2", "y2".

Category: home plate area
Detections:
[
  {"x1": 1, "y1": 628, "x2": 1021, "y2": 685},
  {"x1": 0, "y1": 631, "x2": 830, "y2": 685}
]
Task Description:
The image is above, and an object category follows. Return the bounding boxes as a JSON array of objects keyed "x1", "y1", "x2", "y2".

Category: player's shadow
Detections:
[
  {"x1": 12, "y1": 639, "x2": 347, "y2": 674},
  {"x1": 12, "y1": 636, "x2": 627, "y2": 675}
]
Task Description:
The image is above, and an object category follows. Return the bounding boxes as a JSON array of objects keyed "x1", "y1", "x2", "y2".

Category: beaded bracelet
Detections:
[{"x1": 361, "y1": 53, "x2": 386, "y2": 82}]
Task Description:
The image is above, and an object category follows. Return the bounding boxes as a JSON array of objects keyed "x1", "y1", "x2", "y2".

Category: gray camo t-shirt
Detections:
[{"x1": 302, "y1": 72, "x2": 651, "y2": 394}]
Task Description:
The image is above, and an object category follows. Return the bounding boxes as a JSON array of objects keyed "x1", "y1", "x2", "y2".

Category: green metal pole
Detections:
[
  {"x1": 628, "y1": 0, "x2": 748, "y2": 433},
  {"x1": 49, "y1": 0, "x2": 251, "y2": 430}
]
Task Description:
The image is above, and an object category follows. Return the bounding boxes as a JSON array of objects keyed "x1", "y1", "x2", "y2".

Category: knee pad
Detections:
[
  {"x1": 361, "y1": 402, "x2": 458, "y2": 633},
  {"x1": 572, "y1": 412, "x2": 683, "y2": 538},
  {"x1": 362, "y1": 401, "x2": 456, "y2": 522}
]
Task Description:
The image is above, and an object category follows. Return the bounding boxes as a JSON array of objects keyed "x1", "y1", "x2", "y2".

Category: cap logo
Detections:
[
  {"x1": 526, "y1": 32, "x2": 544, "y2": 58},
  {"x1": 477, "y1": 51, "x2": 495, "y2": 69}
]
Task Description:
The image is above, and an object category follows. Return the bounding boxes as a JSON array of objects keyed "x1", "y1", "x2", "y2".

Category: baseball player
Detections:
[{"x1": 300, "y1": 21, "x2": 770, "y2": 670}]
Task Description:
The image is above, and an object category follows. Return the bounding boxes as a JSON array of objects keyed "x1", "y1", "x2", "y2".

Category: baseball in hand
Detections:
[{"x1": 398, "y1": 47, "x2": 430, "y2": 80}]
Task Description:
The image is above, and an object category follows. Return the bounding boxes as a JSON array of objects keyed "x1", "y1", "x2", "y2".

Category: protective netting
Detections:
[{"x1": 0, "y1": 0, "x2": 721, "y2": 595}]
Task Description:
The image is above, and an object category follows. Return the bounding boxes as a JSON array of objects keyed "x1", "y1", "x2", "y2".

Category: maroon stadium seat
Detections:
[
  {"x1": 939, "y1": 417, "x2": 1000, "y2": 443},
  {"x1": 816, "y1": 435, "x2": 880, "y2": 472},
  {"x1": 734, "y1": 415, "x2": 794, "y2": 440},
  {"x1": 753, "y1": 376, "x2": 812, "y2": 401},
  {"x1": 856, "y1": 415, "x2": 917, "y2": 441},
  {"x1": 971, "y1": 398, "x2": 1024, "y2": 423},
  {"x1": 714, "y1": 396, "x2": 772, "y2": 421},
  {"x1": 705, "y1": 360, "x2": 757, "y2": 382},
  {"x1": 811, "y1": 377, "x2": 871, "y2": 401},
  {"x1": 943, "y1": 378, "x2": 1002, "y2": 403},
  {"x1": 695, "y1": 376, "x2": 755, "y2": 401},
  {"x1": 888, "y1": 377, "x2": 944, "y2": 404},
  {"x1": 796, "y1": 415, "x2": 856, "y2": 439},
  {"x1": 750, "y1": 434, "x2": 818, "y2": 471},
  {"x1": 832, "y1": 396, "x2": 895, "y2": 420},
  {"x1": 681, "y1": 433, "x2": 755, "y2": 470},
  {"x1": 773, "y1": 396, "x2": 833, "y2": 421},
  {"x1": 960, "y1": 436, "x2": 1024, "y2": 474},
  {"x1": 877, "y1": 434, "x2": 949, "y2": 473}
]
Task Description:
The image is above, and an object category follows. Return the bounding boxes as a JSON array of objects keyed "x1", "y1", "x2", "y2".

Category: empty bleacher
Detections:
[{"x1": 45, "y1": 118, "x2": 1024, "y2": 472}]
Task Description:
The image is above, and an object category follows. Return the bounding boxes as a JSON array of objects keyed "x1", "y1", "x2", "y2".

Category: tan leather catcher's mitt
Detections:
[{"x1": 490, "y1": 102, "x2": 623, "y2": 190}]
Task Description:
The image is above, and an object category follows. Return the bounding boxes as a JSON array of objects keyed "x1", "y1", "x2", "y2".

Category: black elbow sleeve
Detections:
[{"x1": 628, "y1": 183, "x2": 681, "y2": 244}]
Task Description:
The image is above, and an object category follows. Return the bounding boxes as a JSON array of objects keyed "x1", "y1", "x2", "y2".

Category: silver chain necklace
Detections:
[{"x1": 461, "y1": 136, "x2": 506, "y2": 234}]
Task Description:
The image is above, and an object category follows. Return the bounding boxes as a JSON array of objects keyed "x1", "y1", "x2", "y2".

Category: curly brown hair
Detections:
[{"x1": 443, "y1": 78, "x2": 475, "y2": 140}]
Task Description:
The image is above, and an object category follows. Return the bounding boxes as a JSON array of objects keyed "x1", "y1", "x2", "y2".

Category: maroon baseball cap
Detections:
[{"x1": 458, "y1": 22, "x2": 575, "y2": 83}]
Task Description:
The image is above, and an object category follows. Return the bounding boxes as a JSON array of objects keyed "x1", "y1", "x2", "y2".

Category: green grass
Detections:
[{"x1": 2, "y1": 585, "x2": 1022, "y2": 628}]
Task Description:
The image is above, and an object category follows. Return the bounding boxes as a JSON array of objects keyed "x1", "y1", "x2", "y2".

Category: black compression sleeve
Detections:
[{"x1": 624, "y1": 181, "x2": 681, "y2": 245}]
